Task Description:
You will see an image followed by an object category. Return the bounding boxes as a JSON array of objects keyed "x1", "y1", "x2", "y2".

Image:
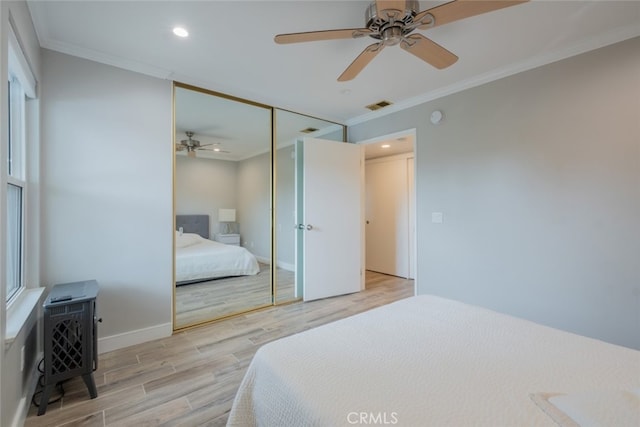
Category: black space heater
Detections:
[{"x1": 38, "y1": 280, "x2": 100, "y2": 416}]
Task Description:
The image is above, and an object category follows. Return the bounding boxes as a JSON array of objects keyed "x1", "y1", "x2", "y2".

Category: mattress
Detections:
[
  {"x1": 227, "y1": 295, "x2": 640, "y2": 426},
  {"x1": 175, "y1": 232, "x2": 259, "y2": 283}
]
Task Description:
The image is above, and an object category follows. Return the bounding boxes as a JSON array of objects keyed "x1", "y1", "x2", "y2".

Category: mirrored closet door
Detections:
[
  {"x1": 173, "y1": 83, "x2": 346, "y2": 329},
  {"x1": 173, "y1": 83, "x2": 272, "y2": 329}
]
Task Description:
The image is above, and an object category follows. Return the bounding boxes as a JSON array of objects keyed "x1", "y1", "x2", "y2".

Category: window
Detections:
[
  {"x1": 6, "y1": 74, "x2": 26, "y2": 302},
  {"x1": 6, "y1": 20, "x2": 34, "y2": 304}
]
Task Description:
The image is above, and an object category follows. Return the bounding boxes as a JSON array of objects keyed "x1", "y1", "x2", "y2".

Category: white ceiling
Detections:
[{"x1": 28, "y1": 1, "x2": 640, "y2": 125}]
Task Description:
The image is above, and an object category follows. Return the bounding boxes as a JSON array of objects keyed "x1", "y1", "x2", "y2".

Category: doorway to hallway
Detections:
[{"x1": 359, "y1": 130, "x2": 416, "y2": 280}]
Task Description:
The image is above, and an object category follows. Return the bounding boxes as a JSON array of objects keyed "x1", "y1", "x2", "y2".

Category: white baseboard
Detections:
[
  {"x1": 98, "y1": 322, "x2": 172, "y2": 354},
  {"x1": 11, "y1": 397, "x2": 28, "y2": 427},
  {"x1": 276, "y1": 260, "x2": 294, "y2": 271},
  {"x1": 12, "y1": 351, "x2": 43, "y2": 427},
  {"x1": 255, "y1": 256, "x2": 271, "y2": 265},
  {"x1": 255, "y1": 257, "x2": 294, "y2": 272}
]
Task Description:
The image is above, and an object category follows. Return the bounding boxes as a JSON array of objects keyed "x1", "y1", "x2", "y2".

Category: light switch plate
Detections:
[{"x1": 431, "y1": 212, "x2": 443, "y2": 224}]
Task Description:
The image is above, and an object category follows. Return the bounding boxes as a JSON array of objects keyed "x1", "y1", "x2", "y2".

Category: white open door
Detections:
[{"x1": 299, "y1": 137, "x2": 364, "y2": 301}]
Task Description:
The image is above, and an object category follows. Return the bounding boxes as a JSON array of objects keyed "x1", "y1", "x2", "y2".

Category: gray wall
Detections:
[
  {"x1": 275, "y1": 144, "x2": 295, "y2": 268},
  {"x1": 349, "y1": 37, "x2": 640, "y2": 350},
  {"x1": 40, "y1": 50, "x2": 173, "y2": 346},
  {"x1": 237, "y1": 151, "x2": 272, "y2": 260},
  {"x1": 175, "y1": 156, "x2": 237, "y2": 237}
]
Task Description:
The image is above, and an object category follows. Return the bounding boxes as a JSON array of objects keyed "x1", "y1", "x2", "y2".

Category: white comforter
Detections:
[
  {"x1": 175, "y1": 233, "x2": 259, "y2": 283},
  {"x1": 227, "y1": 295, "x2": 640, "y2": 426}
]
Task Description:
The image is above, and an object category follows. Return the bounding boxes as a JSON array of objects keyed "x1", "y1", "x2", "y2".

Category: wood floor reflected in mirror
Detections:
[{"x1": 175, "y1": 265, "x2": 295, "y2": 329}]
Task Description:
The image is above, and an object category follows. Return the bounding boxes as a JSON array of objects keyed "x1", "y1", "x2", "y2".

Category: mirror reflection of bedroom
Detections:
[
  {"x1": 174, "y1": 85, "x2": 273, "y2": 329},
  {"x1": 174, "y1": 83, "x2": 345, "y2": 329}
]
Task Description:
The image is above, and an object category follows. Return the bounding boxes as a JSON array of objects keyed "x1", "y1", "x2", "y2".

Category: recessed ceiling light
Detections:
[
  {"x1": 213, "y1": 148, "x2": 221, "y2": 152},
  {"x1": 173, "y1": 27, "x2": 189, "y2": 38},
  {"x1": 381, "y1": 144, "x2": 391, "y2": 149}
]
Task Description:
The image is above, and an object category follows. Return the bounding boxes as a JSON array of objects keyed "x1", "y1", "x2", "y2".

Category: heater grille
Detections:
[{"x1": 50, "y1": 317, "x2": 85, "y2": 374}]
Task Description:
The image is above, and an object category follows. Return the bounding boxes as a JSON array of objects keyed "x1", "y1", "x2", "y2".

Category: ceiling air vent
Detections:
[
  {"x1": 299, "y1": 127, "x2": 319, "y2": 134},
  {"x1": 365, "y1": 100, "x2": 393, "y2": 111}
]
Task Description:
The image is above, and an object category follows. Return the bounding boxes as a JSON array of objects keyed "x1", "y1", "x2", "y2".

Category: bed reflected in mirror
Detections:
[{"x1": 173, "y1": 83, "x2": 272, "y2": 329}]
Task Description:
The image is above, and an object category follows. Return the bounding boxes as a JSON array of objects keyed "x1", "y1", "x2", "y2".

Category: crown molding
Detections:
[
  {"x1": 28, "y1": 0, "x2": 639, "y2": 129},
  {"x1": 41, "y1": 38, "x2": 173, "y2": 80},
  {"x1": 28, "y1": 1, "x2": 172, "y2": 78},
  {"x1": 345, "y1": 24, "x2": 640, "y2": 127}
]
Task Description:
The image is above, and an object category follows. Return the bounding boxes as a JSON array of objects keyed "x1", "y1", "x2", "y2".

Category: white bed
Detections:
[
  {"x1": 175, "y1": 232, "x2": 259, "y2": 284},
  {"x1": 227, "y1": 295, "x2": 640, "y2": 426}
]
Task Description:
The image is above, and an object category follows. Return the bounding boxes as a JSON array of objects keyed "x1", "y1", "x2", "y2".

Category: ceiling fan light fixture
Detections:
[{"x1": 381, "y1": 26, "x2": 404, "y2": 46}]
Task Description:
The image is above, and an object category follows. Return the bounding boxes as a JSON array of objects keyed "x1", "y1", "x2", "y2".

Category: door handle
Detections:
[
  {"x1": 296, "y1": 224, "x2": 305, "y2": 229},
  {"x1": 306, "y1": 224, "x2": 313, "y2": 231}
]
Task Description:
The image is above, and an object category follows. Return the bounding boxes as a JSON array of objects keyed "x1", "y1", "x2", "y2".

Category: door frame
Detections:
[{"x1": 357, "y1": 129, "x2": 417, "y2": 295}]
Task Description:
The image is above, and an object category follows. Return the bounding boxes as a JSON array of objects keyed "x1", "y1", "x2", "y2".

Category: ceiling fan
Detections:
[
  {"x1": 176, "y1": 131, "x2": 230, "y2": 158},
  {"x1": 274, "y1": 0, "x2": 529, "y2": 81},
  {"x1": 176, "y1": 131, "x2": 209, "y2": 158}
]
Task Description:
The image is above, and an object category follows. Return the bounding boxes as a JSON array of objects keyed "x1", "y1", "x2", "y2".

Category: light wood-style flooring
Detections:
[
  {"x1": 25, "y1": 271, "x2": 414, "y2": 427},
  {"x1": 175, "y1": 264, "x2": 295, "y2": 329}
]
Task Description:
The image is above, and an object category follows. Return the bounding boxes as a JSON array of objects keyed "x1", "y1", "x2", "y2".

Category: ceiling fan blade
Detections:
[
  {"x1": 338, "y1": 43, "x2": 384, "y2": 82},
  {"x1": 275, "y1": 28, "x2": 372, "y2": 44},
  {"x1": 400, "y1": 34, "x2": 458, "y2": 69},
  {"x1": 376, "y1": 0, "x2": 407, "y2": 20},
  {"x1": 415, "y1": 0, "x2": 529, "y2": 29}
]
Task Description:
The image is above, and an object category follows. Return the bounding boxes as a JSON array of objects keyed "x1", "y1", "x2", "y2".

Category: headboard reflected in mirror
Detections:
[{"x1": 176, "y1": 215, "x2": 209, "y2": 239}]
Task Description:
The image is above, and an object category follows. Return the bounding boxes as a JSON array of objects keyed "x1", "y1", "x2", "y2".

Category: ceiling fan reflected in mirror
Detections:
[
  {"x1": 274, "y1": 0, "x2": 529, "y2": 81},
  {"x1": 176, "y1": 131, "x2": 230, "y2": 158}
]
